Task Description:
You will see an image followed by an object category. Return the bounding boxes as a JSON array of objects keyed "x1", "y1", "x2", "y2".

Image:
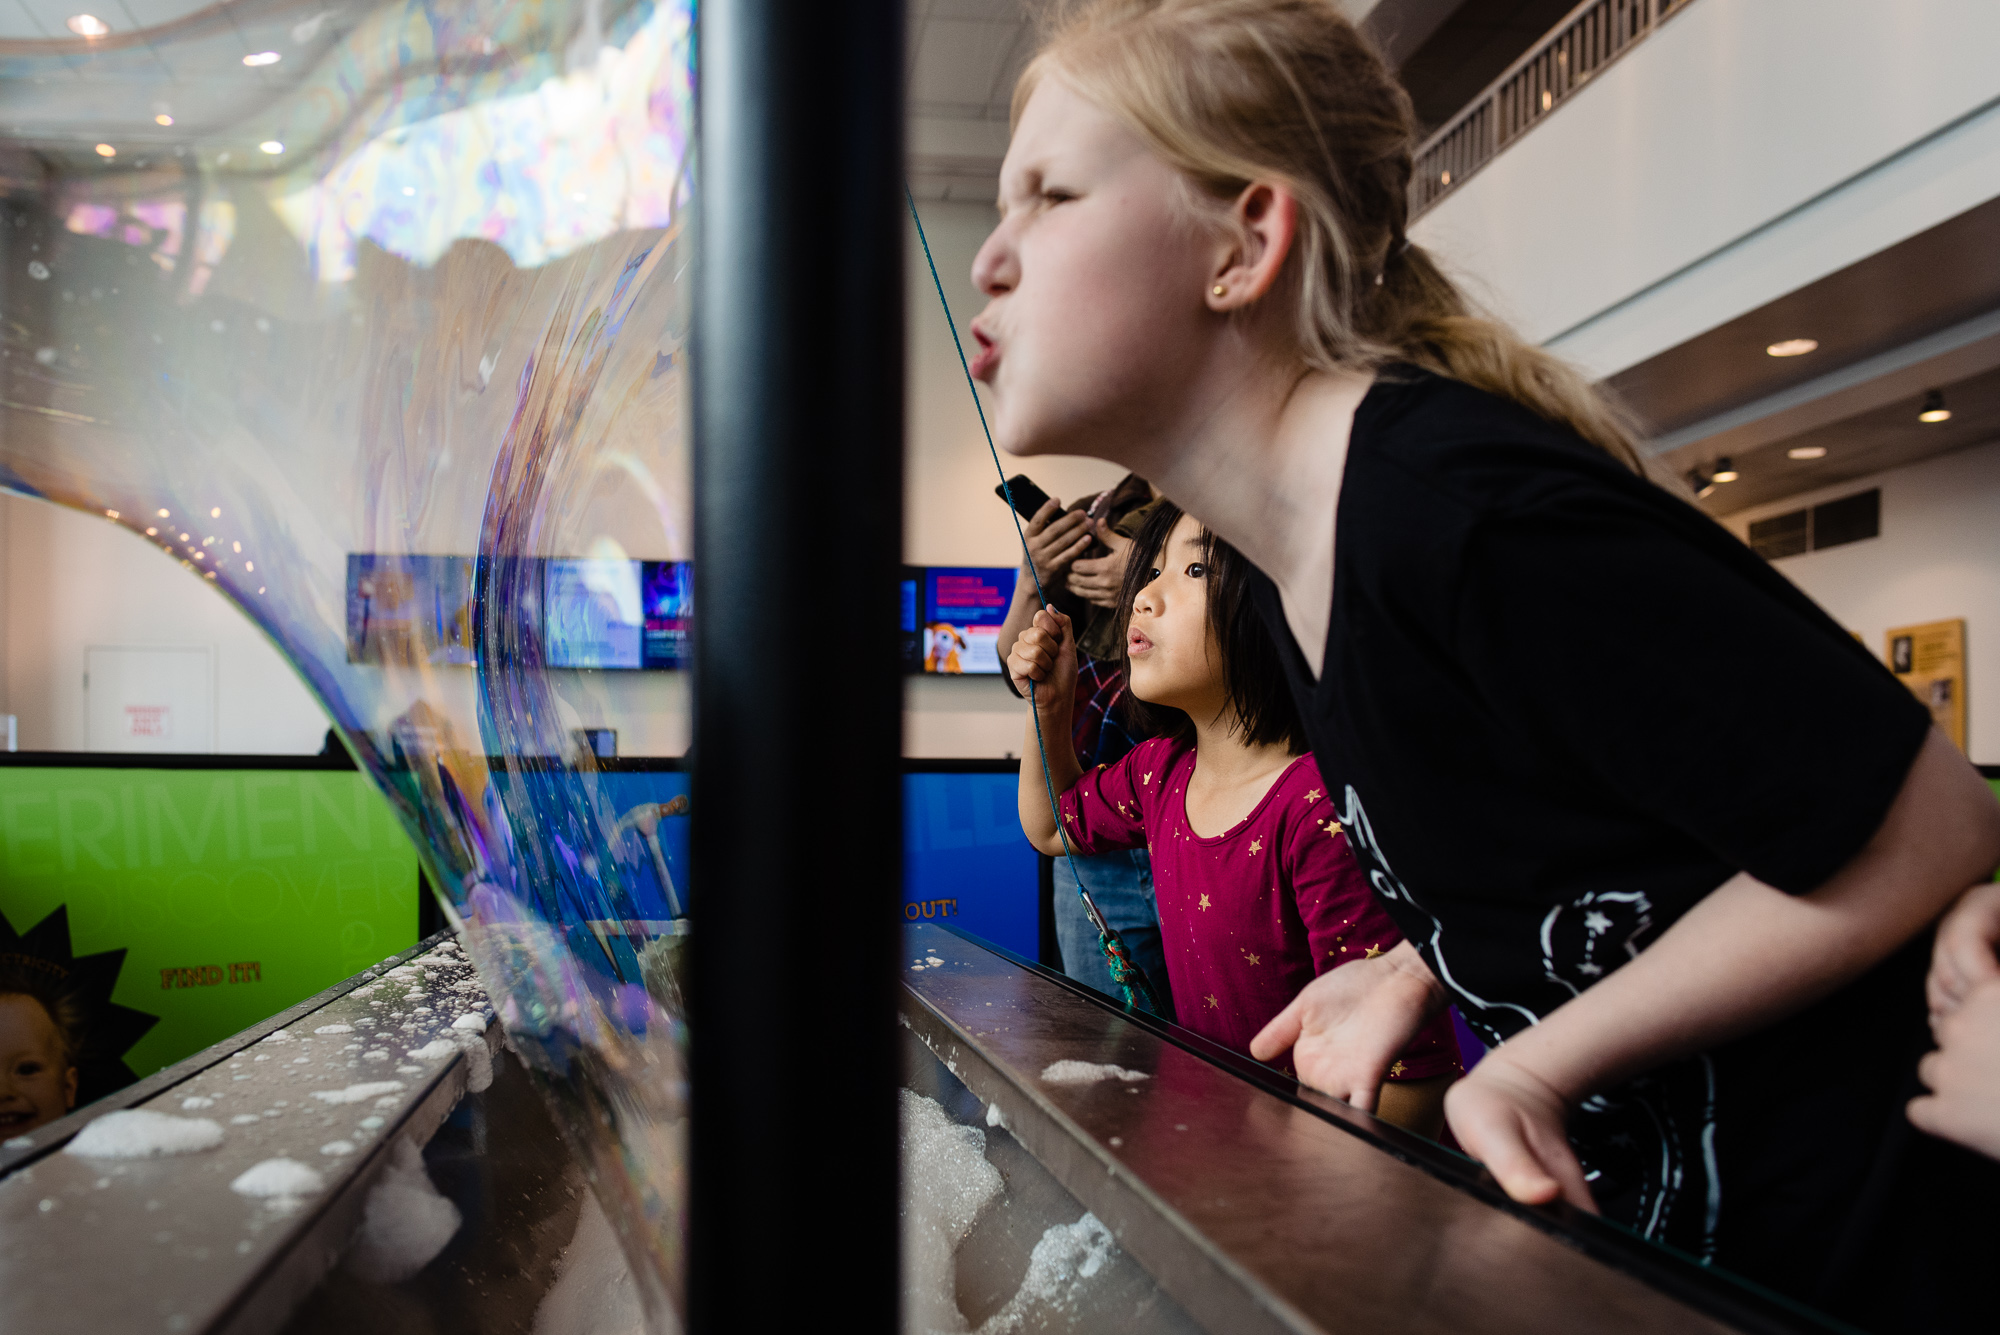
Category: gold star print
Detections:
[
  {"x1": 1303, "y1": 788, "x2": 1322, "y2": 804},
  {"x1": 1321, "y1": 818, "x2": 1344, "y2": 839},
  {"x1": 1198, "y1": 894, "x2": 1211, "y2": 911},
  {"x1": 1248, "y1": 838, "x2": 1263, "y2": 855},
  {"x1": 1364, "y1": 944, "x2": 1383, "y2": 959},
  {"x1": 1205, "y1": 994, "x2": 1219, "y2": 1009},
  {"x1": 1243, "y1": 951, "x2": 1260, "y2": 966},
  {"x1": 1389, "y1": 1061, "x2": 1406, "y2": 1078},
  {"x1": 1142, "y1": 771, "x2": 1153, "y2": 785}
]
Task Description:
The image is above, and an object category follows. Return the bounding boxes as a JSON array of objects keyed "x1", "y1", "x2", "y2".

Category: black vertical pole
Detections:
[{"x1": 689, "y1": 0, "x2": 903, "y2": 1330}]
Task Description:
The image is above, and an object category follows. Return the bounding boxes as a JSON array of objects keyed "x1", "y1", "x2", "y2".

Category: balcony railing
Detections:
[{"x1": 1410, "y1": 0, "x2": 1697, "y2": 219}]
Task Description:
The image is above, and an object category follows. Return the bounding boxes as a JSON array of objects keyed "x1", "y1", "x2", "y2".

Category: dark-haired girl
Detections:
[{"x1": 1008, "y1": 501, "x2": 1460, "y2": 1131}]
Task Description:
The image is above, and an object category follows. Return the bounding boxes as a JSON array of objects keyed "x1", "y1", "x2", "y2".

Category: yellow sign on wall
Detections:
[{"x1": 1886, "y1": 619, "x2": 1966, "y2": 751}]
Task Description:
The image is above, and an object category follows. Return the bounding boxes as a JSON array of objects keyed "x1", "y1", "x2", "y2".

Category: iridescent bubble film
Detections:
[{"x1": 2, "y1": 0, "x2": 692, "y2": 1323}]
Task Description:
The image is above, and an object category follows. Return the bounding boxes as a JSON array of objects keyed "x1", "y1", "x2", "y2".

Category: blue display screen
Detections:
[{"x1": 902, "y1": 771, "x2": 1038, "y2": 957}]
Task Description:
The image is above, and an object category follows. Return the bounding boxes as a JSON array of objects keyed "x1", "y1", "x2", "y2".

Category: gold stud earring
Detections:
[{"x1": 1211, "y1": 284, "x2": 1226, "y2": 297}]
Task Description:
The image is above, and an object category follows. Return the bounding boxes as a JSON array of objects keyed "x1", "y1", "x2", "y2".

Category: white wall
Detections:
[
  {"x1": 2, "y1": 495, "x2": 328, "y2": 753},
  {"x1": 902, "y1": 198, "x2": 1127, "y2": 757},
  {"x1": 0, "y1": 201, "x2": 1114, "y2": 760},
  {"x1": 1722, "y1": 437, "x2": 2000, "y2": 765},
  {"x1": 1412, "y1": 0, "x2": 2000, "y2": 379}
]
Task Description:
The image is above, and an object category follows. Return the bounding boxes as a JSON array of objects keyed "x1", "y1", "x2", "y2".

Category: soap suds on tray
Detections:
[
  {"x1": 312, "y1": 1081, "x2": 405, "y2": 1105},
  {"x1": 456, "y1": 1034, "x2": 493, "y2": 1092},
  {"x1": 321, "y1": 1140, "x2": 356, "y2": 1156},
  {"x1": 406, "y1": 1039, "x2": 457, "y2": 1061},
  {"x1": 532, "y1": 1189, "x2": 644, "y2": 1335},
  {"x1": 345, "y1": 1138, "x2": 463, "y2": 1285},
  {"x1": 1039, "y1": 1061, "x2": 1149, "y2": 1086},
  {"x1": 901, "y1": 1088, "x2": 1003, "y2": 1335},
  {"x1": 64, "y1": 1110, "x2": 224, "y2": 1159},
  {"x1": 450, "y1": 1012, "x2": 487, "y2": 1031},
  {"x1": 314, "y1": 1024, "x2": 354, "y2": 1034},
  {"x1": 231, "y1": 1158, "x2": 326, "y2": 1201},
  {"x1": 972, "y1": 1214, "x2": 1119, "y2": 1334},
  {"x1": 180, "y1": 1096, "x2": 215, "y2": 1110}
]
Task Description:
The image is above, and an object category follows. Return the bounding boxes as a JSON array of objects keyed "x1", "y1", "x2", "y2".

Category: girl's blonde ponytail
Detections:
[{"x1": 1021, "y1": 0, "x2": 1643, "y2": 471}]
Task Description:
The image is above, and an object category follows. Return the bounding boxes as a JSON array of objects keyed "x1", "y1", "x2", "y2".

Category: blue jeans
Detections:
[{"x1": 1052, "y1": 848, "x2": 1173, "y2": 1020}]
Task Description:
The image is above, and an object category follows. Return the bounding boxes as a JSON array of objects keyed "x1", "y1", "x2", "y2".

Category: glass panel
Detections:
[{"x1": 0, "y1": 0, "x2": 693, "y2": 1323}]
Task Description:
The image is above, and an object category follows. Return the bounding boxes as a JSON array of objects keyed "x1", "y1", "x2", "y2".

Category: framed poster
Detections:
[{"x1": 1886, "y1": 618, "x2": 1966, "y2": 751}]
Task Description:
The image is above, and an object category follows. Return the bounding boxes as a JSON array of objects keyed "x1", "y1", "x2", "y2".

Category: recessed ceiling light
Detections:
[
  {"x1": 1766, "y1": 338, "x2": 1818, "y2": 357},
  {"x1": 154, "y1": 113, "x2": 174, "y2": 126},
  {"x1": 1787, "y1": 446, "x2": 1827, "y2": 460},
  {"x1": 1711, "y1": 458, "x2": 1739, "y2": 483},
  {"x1": 65, "y1": 13, "x2": 109, "y2": 36},
  {"x1": 259, "y1": 140, "x2": 284, "y2": 155},
  {"x1": 243, "y1": 50, "x2": 281, "y2": 66},
  {"x1": 1919, "y1": 389, "x2": 1952, "y2": 423},
  {"x1": 94, "y1": 143, "x2": 115, "y2": 157}
]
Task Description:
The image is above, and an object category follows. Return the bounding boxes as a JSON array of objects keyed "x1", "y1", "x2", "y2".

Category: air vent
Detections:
[
  {"x1": 1811, "y1": 489, "x2": 1880, "y2": 549},
  {"x1": 1748, "y1": 509, "x2": 1807, "y2": 560},
  {"x1": 1747, "y1": 488, "x2": 1879, "y2": 560}
]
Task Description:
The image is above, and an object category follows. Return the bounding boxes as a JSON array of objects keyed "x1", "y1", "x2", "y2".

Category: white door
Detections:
[{"x1": 85, "y1": 646, "x2": 215, "y2": 753}]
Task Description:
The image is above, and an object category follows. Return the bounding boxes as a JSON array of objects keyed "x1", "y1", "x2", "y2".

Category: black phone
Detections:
[{"x1": 995, "y1": 474, "x2": 1053, "y2": 519}]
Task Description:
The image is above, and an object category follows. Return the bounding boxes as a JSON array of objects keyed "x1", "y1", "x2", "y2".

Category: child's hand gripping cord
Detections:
[{"x1": 909, "y1": 188, "x2": 1162, "y2": 1015}]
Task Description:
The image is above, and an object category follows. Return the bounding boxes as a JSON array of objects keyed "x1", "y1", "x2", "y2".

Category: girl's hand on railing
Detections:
[
  {"x1": 1006, "y1": 607, "x2": 1077, "y2": 713},
  {"x1": 1908, "y1": 978, "x2": 2000, "y2": 1161},
  {"x1": 1928, "y1": 881, "x2": 2000, "y2": 1023},
  {"x1": 1250, "y1": 940, "x2": 1441, "y2": 1112},
  {"x1": 1444, "y1": 1054, "x2": 1598, "y2": 1212}
]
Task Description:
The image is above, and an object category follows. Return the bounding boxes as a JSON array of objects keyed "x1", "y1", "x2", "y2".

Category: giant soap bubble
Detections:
[{"x1": 2, "y1": 0, "x2": 693, "y2": 1324}]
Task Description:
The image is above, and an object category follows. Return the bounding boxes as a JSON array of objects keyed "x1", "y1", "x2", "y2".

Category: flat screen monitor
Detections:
[
  {"x1": 899, "y1": 565, "x2": 924, "y2": 673},
  {"x1": 922, "y1": 566, "x2": 1016, "y2": 674},
  {"x1": 345, "y1": 554, "x2": 479, "y2": 665},
  {"x1": 545, "y1": 558, "x2": 645, "y2": 669},
  {"x1": 640, "y1": 560, "x2": 693, "y2": 669}
]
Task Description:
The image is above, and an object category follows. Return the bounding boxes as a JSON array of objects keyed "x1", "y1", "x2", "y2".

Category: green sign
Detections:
[{"x1": 0, "y1": 767, "x2": 418, "y2": 1077}]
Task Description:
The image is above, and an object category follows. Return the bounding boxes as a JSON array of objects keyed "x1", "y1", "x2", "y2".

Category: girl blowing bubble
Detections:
[
  {"x1": 967, "y1": 0, "x2": 2000, "y2": 1326},
  {"x1": 1009, "y1": 500, "x2": 1460, "y2": 1134}
]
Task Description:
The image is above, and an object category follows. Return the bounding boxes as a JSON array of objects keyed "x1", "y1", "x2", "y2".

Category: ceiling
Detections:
[
  {"x1": 1608, "y1": 195, "x2": 2000, "y2": 518},
  {"x1": 904, "y1": 0, "x2": 1032, "y2": 203}
]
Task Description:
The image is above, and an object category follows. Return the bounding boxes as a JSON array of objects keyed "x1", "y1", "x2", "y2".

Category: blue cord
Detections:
[{"x1": 905, "y1": 188, "x2": 1160, "y2": 1015}]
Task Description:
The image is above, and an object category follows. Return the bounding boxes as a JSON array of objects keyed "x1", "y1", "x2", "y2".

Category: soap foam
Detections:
[
  {"x1": 312, "y1": 1081, "x2": 406, "y2": 1106},
  {"x1": 406, "y1": 1039, "x2": 457, "y2": 1061},
  {"x1": 314, "y1": 1024, "x2": 355, "y2": 1035},
  {"x1": 901, "y1": 1088, "x2": 1004, "y2": 1334},
  {"x1": 64, "y1": 1110, "x2": 224, "y2": 1159},
  {"x1": 344, "y1": 1138, "x2": 463, "y2": 1285},
  {"x1": 231, "y1": 1158, "x2": 325, "y2": 1201},
  {"x1": 1039, "y1": 1061, "x2": 1149, "y2": 1086},
  {"x1": 532, "y1": 1188, "x2": 645, "y2": 1335},
  {"x1": 972, "y1": 1214, "x2": 1118, "y2": 1334},
  {"x1": 450, "y1": 1012, "x2": 487, "y2": 1031}
]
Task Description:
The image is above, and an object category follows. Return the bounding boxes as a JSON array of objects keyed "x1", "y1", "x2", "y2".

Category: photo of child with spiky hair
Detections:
[{"x1": 0, "y1": 906, "x2": 157, "y2": 1134}]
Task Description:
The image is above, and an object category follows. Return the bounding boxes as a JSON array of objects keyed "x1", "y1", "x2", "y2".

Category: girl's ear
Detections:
[{"x1": 1207, "y1": 182, "x2": 1299, "y2": 309}]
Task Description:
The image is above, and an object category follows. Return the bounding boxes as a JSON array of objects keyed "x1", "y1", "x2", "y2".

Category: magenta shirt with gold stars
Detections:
[{"x1": 1056, "y1": 735, "x2": 1460, "y2": 1079}]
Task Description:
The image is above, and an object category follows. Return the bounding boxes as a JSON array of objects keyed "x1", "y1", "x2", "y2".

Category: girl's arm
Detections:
[
  {"x1": 1007, "y1": 606, "x2": 1083, "y2": 857},
  {"x1": 1452, "y1": 726, "x2": 2000, "y2": 1209}
]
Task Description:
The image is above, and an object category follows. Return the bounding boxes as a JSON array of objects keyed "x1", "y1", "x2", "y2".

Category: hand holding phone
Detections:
[{"x1": 995, "y1": 474, "x2": 1053, "y2": 518}]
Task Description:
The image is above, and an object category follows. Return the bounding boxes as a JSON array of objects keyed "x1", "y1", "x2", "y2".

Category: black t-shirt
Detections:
[{"x1": 1247, "y1": 368, "x2": 1996, "y2": 1322}]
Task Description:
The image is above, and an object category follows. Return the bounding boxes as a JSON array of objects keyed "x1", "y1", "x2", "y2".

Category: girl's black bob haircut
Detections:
[{"x1": 1114, "y1": 501, "x2": 1308, "y2": 754}]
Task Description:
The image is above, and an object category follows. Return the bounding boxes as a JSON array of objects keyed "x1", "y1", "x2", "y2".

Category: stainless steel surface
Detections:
[
  {"x1": 904, "y1": 1026, "x2": 1204, "y2": 1334},
  {"x1": 0, "y1": 935, "x2": 501, "y2": 1335},
  {"x1": 901, "y1": 923, "x2": 1833, "y2": 1335}
]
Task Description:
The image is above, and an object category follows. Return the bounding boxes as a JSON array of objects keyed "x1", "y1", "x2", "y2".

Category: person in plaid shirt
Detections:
[{"x1": 998, "y1": 473, "x2": 1172, "y2": 1015}]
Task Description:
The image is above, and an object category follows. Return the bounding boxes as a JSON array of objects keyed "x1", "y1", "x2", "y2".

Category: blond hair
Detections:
[{"x1": 1016, "y1": 0, "x2": 1643, "y2": 470}]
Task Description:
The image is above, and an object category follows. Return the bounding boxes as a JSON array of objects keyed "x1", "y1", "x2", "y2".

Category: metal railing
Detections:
[{"x1": 1410, "y1": 0, "x2": 1697, "y2": 218}]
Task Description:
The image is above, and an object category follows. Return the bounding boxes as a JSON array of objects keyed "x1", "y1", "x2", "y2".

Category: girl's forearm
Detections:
[
  {"x1": 1017, "y1": 701, "x2": 1080, "y2": 856},
  {"x1": 1492, "y1": 728, "x2": 2000, "y2": 1101}
]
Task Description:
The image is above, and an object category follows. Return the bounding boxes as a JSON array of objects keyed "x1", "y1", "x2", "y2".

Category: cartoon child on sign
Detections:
[
  {"x1": 925, "y1": 623, "x2": 968, "y2": 674},
  {"x1": 0, "y1": 960, "x2": 80, "y2": 1137}
]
